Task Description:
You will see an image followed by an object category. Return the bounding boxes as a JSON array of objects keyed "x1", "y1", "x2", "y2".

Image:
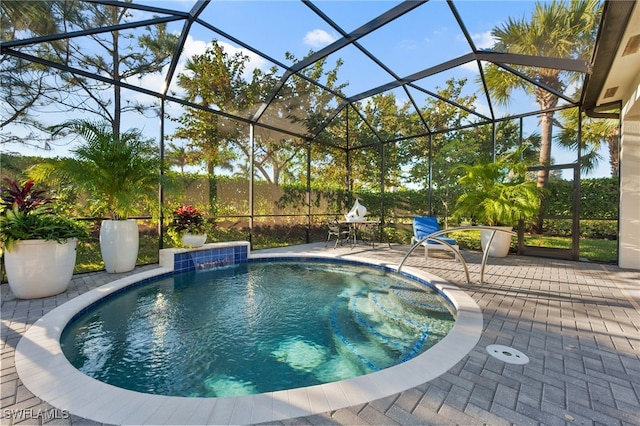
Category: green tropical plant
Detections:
[
  {"x1": 29, "y1": 119, "x2": 161, "y2": 220},
  {"x1": 0, "y1": 206, "x2": 88, "y2": 252},
  {"x1": 0, "y1": 179, "x2": 87, "y2": 252},
  {"x1": 452, "y1": 146, "x2": 544, "y2": 227}
]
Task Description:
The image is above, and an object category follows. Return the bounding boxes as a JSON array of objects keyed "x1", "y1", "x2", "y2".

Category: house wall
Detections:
[{"x1": 619, "y1": 73, "x2": 640, "y2": 269}]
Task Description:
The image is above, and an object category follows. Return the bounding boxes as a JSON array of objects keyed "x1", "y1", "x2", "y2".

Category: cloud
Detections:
[
  {"x1": 472, "y1": 31, "x2": 495, "y2": 49},
  {"x1": 182, "y1": 35, "x2": 209, "y2": 59},
  {"x1": 398, "y1": 39, "x2": 419, "y2": 50},
  {"x1": 472, "y1": 101, "x2": 492, "y2": 118},
  {"x1": 216, "y1": 40, "x2": 268, "y2": 77},
  {"x1": 303, "y1": 29, "x2": 337, "y2": 48},
  {"x1": 460, "y1": 61, "x2": 479, "y2": 72}
]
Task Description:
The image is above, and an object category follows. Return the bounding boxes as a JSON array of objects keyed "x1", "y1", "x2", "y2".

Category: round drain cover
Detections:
[{"x1": 486, "y1": 345, "x2": 529, "y2": 365}]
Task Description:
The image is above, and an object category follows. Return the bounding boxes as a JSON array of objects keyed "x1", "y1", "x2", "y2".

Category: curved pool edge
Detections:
[{"x1": 15, "y1": 254, "x2": 482, "y2": 425}]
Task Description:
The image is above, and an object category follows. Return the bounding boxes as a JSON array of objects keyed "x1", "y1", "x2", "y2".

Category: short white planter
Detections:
[
  {"x1": 5, "y1": 239, "x2": 77, "y2": 299},
  {"x1": 481, "y1": 226, "x2": 513, "y2": 258},
  {"x1": 181, "y1": 233, "x2": 207, "y2": 248},
  {"x1": 100, "y1": 219, "x2": 139, "y2": 273}
]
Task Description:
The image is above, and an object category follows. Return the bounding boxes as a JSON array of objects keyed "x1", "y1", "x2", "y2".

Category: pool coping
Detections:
[{"x1": 15, "y1": 252, "x2": 483, "y2": 425}]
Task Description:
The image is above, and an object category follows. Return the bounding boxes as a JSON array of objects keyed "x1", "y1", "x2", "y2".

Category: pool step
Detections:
[
  {"x1": 351, "y1": 290, "x2": 411, "y2": 353},
  {"x1": 330, "y1": 282, "x2": 441, "y2": 371},
  {"x1": 391, "y1": 283, "x2": 453, "y2": 316},
  {"x1": 330, "y1": 297, "x2": 401, "y2": 372},
  {"x1": 356, "y1": 287, "x2": 431, "y2": 362}
]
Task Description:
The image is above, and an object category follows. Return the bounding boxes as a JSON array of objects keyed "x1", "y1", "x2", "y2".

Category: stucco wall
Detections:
[{"x1": 619, "y1": 73, "x2": 640, "y2": 269}]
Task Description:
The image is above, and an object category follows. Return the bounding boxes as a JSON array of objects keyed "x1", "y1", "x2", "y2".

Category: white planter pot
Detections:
[
  {"x1": 181, "y1": 233, "x2": 207, "y2": 248},
  {"x1": 5, "y1": 239, "x2": 77, "y2": 299},
  {"x1": 100, "y1": 219, "x2": 139, "y2": 273},
  {"x1": 481, "y1": 226, "x2": 513, "y2": 258}
]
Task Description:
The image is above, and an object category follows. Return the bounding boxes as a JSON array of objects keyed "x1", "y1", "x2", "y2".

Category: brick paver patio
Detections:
[{"x1": 2, "y1": 243, "x2": 639, "y2": 425}]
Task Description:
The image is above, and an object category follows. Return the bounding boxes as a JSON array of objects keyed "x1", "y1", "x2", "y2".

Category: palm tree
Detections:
[
  {"x1": 29, "y1": 119, "x2": 161, "y2": 220},
  {"x1": 165, "y1": 142, "x2": 191, "y2": 173},
  {"x1": 556, "y1": 108, "x2": 619, "y2": 177},
  {"x1": 28, "y1": 119, "x2": 163, "y2": 273},
  {"x1": 482, "y1": 0, "x2": 600, "y2": 227}
]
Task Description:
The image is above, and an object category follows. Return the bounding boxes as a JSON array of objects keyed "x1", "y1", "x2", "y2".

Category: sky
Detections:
[{"x1": 2, "y1": 0, "x2": 610, "y2": 179}]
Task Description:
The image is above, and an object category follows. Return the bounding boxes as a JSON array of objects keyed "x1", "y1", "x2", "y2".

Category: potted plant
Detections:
[
  {"x1": 29, "y1": 119, "x2": 161, "y2": 273},
  {"x1": 451, "y1": 146, "x2": 543, "y2": 257},
  {"x1": 167, "y1": 205, "x2": 208, "y2": 248},
  {"x1": 0, "y1": 179, "x2": 88, "y2": 299}
]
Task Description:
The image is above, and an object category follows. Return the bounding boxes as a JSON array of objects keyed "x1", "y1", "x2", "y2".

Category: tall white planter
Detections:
[
  {"x1": 100, "y1": 219, "x2": 139, "y2": 273},
  {"x1": 5, "y1": 239, "x2": 77, "y2": 299},
  {"x1": 481, "y1": 226, "x2": 513, "y2": 258}
]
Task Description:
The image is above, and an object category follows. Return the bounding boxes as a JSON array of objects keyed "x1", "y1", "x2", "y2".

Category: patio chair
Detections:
[
  {"x1": 411, "y1": 216, "x2": 459, "y2": 259},
  {"x1": 325, "y1": 219, "x2": 354, "y2": 248}
]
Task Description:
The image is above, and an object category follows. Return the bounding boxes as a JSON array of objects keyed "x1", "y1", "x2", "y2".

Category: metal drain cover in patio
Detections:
[{"x1": 486, "y1": 345, "x2": 530, "y2": 365}]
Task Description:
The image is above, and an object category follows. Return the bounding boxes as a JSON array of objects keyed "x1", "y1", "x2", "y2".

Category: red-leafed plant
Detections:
[
  {"x1": 167, "y1": 205, "x2": 208, "y2": 247},
  {"x1": 0, "y1": 179, "x2": 87, "y2": 252},
  {"x1": 169, "y1": 205, "x2": 206, "y2": 234},
  {"x1": 0, "y1": 178, "x2": 53, "y2": 214}
]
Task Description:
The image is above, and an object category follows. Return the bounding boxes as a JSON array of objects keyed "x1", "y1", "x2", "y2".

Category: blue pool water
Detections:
[{"x1": 61, "y1": 261, "x2": 455, "y2": 398}]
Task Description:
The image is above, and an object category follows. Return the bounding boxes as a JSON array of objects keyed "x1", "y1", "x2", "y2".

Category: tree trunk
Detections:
[
  {"x1": 608, "y1": 132, "x2": 619, "y2": 177},
  {"x1": 111, "y1": 7, "x2": 125, "y2": 141},
  {"x1": 534, "y1": 110, "x2": 554, "y2": 232},
  {"x1": 533, "y1": 73, "x2": 560, "y2": 232},
  {"x1": 270, "y1": 182, "x2": 282, "y2": 217},
  {"x1": 207, "y1": 161, "x2": 218, "y2": 216},
  {"x1": 111, "y1": 7, "x2": 121, "y2": 141}
]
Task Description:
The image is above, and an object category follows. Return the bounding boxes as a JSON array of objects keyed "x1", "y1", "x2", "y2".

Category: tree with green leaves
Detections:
[
  {"x1": 58, "y1": 1, "x2": 179, "y2": 139},
  {"x1": 171, "y1": 40, "x2": 260, "y2": 213},
  {"x1": 349, "y1": 92, "x2": 410, "y2": 192},
  {"x1": 1, "y1": 1, "x2": 71, "y2": 149},
  {"x1": 249, "y1": 51, "x2": 346, "y2": 189},
  {"x1": 398, "y1": 78, "x2": 489, "y2": 218},
  {"x1": 172, "y1": 42, "x2": 347, "y2": 215},
  {"x1": 484, "y1": 0, "x2": 600, "y2": 184},
  {"x1": 401, "y1": 78, "x2": 481, "y2": 188},
  {"x1": 2, "y1": 0, "x2": 179, "y2": 144}
]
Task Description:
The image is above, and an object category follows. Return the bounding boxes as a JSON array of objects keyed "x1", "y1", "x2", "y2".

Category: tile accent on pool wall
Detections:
[{"x1": 174, "y1": 245, "x2": 248, "y2": 273}]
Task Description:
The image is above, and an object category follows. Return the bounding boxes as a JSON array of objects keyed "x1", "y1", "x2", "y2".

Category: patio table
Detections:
[{"x1": 339, "y1": 220, "x2": 380, "y2": 247}]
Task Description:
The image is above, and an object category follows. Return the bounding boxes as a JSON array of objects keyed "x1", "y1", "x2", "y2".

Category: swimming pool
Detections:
[
  {"x1": 15, "y1": 248, "x2": 482, "y2": 425},
  {"x1": 60, "y1": 261, "x2": 455, "y2": 398}
]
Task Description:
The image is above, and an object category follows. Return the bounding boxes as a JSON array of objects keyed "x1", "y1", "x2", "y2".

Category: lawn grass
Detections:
[
  {"x1": 71, "y1": 225, "x2": 618, "y2": 274},
  {"x1": 521, "y1": 235, "x2": 616, "y2": 263},
  {"x1": 448, "y1": 231, "x2": 617, "y2": 264}
]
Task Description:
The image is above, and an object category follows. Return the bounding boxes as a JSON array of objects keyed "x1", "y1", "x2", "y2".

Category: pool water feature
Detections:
[{"x1": 61, "y1": 261, "x2": 455, "y2": 398}]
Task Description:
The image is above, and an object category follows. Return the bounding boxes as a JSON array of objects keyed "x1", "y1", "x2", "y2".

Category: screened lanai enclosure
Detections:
[{"x1": 1, "y1": 0, "x2": 622, "y2": 270}]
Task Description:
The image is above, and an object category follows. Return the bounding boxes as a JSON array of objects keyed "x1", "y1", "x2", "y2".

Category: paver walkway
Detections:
[{"x1": 2, "y1": 243, "x2": 639, "y2": 425}]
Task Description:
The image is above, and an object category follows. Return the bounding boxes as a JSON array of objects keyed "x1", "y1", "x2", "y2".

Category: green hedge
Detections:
[
  {"x1": 543, "y1": 178, "x2": 618, "y2": 219},
  {"x1": 542, "y1": 219, "x2": 617, "y2": 239}
]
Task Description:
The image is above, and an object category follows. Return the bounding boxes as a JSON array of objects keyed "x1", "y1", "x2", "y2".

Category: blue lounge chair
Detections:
[{"x1": 411, "y1": 216, "x2": 459, "y2": 259}]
